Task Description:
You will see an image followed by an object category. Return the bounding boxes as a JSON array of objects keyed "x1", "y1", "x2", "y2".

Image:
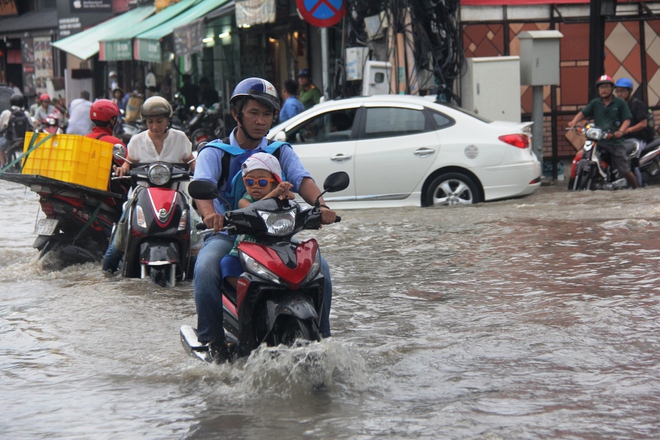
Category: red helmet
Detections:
[
  {"x1": 90, "y1": 99, "x2": 120, "y2": 122},
  {"x1": 596, "y1": 75, "x2": 614, "y2": 87},
  {"x1": 40, "y1": 93, "x2": 51, "y2": 101}
]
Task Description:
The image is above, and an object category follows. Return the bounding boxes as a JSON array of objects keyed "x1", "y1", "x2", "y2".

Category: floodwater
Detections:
[{"x1": 1, "y1": 178, "x2": 660, "y2": 439}]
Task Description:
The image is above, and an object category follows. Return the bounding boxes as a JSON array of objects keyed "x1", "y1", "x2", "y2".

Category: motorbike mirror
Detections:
[
  {"x1": 113, "y1": 143, "x2": 126, "y2": 159},
  {"x1": 323, "y1": 171, "x2": 350, "y2": 193},
  {"x1": 188, "y1": 180, "x2": 219, "y2": 200}
]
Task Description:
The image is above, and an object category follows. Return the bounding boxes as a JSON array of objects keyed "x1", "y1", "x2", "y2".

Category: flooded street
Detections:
[{"x1": 2, "y1": 178, "x2": 660, "y2": 439}]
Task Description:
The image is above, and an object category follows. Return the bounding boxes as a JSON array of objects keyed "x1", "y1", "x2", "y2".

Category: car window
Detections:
[
  {"x1": 363, "y1": 107, "x2": 429, "y2": 139},
  {"x1": 429, "y1": 110, "x2": 455, "y2": 130},
  {"x1": 286, "y1": 109, "x2": 357, "y2": 144}
]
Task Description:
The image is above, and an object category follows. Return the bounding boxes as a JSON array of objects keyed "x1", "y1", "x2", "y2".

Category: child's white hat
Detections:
[{"x1": 242, "y1": 152, "x2": 282, "y2": 183}]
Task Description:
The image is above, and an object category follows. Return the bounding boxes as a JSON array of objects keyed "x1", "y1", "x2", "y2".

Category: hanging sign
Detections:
[{"x1": 296, "y1": 0, "x2": 345, "y2": 28}]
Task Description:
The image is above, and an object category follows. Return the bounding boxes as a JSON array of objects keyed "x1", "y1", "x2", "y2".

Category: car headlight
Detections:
[
  {"x1": 148, "y1": 163, "x2": 171, "y2": 186},
  {"x1": 241, "y1": 252, "x2": 282, "y2": 285},
  {"x1": 257, "y1": 209, "x2": 296, "y2": 236}
]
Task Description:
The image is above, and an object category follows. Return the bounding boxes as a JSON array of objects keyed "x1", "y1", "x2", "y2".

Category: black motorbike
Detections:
[
  {"x1": 116, "y1": 160, "x2": 196, "y2": 287},
  {"x1": 180, "y1": 172, "x2": 349, "y2": 363},
  {"x1": 186, "y1": 103, "x2": 224, "y2": 151}
]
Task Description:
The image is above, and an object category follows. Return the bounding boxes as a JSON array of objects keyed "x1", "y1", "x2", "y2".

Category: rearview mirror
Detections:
[
  {"x1": 323, "y1": 171, "x2": 350, "y2": 193},
  {"x1": 188, "y1": 180, "x2": 219, "y2": 200}
]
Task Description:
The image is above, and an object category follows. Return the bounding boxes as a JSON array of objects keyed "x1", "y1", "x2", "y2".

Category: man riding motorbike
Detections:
[
  {"x1": 615, "y1": 77, "x2": 654, "y2": 186},
  {"x1": 192, "y1": 77, "x2": 337, "y2": 363},
  {"x1": 568, "y1": 75, "x2": 638, "y2": 189}
]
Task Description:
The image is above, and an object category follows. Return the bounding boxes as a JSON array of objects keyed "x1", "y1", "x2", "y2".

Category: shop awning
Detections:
[
  {"x1": 99, "y1": 0, "x2": 199, "y2": 61},
  {"x1": 134, "y1": 0, "x2": 231, "y2": 63},
  {"x1": 0, "y1": 10, "x2": 57, "y2": 38},
  {"x1": 51, "y1": 6, "x2": 154, "y2": 61}
]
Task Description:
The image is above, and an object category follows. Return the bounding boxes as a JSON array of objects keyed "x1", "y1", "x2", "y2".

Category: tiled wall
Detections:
[{"x1": 463, "y1": 18, "x2": 660, "y2": 159}]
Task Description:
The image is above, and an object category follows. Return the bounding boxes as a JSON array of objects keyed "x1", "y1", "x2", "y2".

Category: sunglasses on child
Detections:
[{"x1": 244, "y1": 177, "x2": 276, "y2": 187}]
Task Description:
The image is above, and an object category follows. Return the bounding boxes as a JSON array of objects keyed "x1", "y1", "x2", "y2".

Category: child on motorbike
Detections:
[{"x1": 220, "y1": 152, "x2": 294, "y2": 289}]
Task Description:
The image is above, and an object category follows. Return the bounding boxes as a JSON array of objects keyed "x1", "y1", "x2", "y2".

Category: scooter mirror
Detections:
[
  {"x1": 188, "y1": 180, "x2": 219, "y2": 200},
  {"x1": 113, "y1": 143, "x2": 126, "y2": 159},
  {"x1": 323, "y1": 171, "x2": 350, "y2": 193}
]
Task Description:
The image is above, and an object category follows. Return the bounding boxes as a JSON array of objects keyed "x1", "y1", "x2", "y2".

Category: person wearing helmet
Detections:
[
  {"x1": 297, "y1": 68, "x2": 321, "y2": 110},
  {"x1": 103, "y1": 96, "x2": 195, "y2": 274},
  {"x1": 65, "y1": 90, "x2": 93, "y2": 135},
  {"x1": 191, "y1": 77, "x2": 337, "y2": 363},
  {"x1": 33, "y1": 93, "x2": 56, "y2": 129},
  {"x1": 114, "y1": 96, "x2": 195, "y2": 178},
  {"x1": 568, "y1": 74, "x2": 638, "y2": 189},
  {"x1": 85, "y1": 98, "x2": 123, "y2": 147},
  {"x1": 615, "y1": 77, "x2": 655, "y2": 186},
  {"x1": 0, "y1": 93, "x2": 33, "y2": 166}
]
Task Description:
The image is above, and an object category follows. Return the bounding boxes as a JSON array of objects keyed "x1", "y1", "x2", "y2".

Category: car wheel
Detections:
[{"x1": 424, "y1": 172, "x2": 481, "y2": 206}]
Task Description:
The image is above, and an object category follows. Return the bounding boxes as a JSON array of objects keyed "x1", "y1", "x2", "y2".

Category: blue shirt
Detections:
[
  {"x1": 279, "y1": 96, "x2": 305, "y2": 123},
  {"x1": 194, "y1": 128, "x2": 312, "y2": 215}
]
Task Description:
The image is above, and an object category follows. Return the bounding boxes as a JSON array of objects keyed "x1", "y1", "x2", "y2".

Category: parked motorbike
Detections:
[
  {"x1": 568, "y1": 124, "x2": 637, "y2": 190},
  {"x1": 186, "y1": 103, "x2": 224, "y2": 151},
  {"x1": 633, "y1": 136, "x2": 660, "y2": 185},
  {"x1": 118, "y1": 116, "x2": 147, "y2": 145},
  {"x1": 115, "y1": 160, "x2": 196, "y2": 287},
  {"x1": 180, "y1": 171, "x2": 349, "y2": 363}
]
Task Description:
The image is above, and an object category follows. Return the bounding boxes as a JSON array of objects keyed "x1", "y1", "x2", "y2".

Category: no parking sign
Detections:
[{"x1": 296, "y1": 0, "x2": 346, "y2": 27}]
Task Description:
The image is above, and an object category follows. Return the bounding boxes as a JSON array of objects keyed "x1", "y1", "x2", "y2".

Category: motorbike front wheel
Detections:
[
  {"x1": 572, "y1": 161, "x2": 593, "y2": 191},
  {"x1": 272, "y1": 317, "x2": 319, "y2": 346}
]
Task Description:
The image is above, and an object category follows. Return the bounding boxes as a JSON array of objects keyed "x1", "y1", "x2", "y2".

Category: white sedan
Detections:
[{"x1": 268, "y1": 95, "x2": 541, "y2": 209}]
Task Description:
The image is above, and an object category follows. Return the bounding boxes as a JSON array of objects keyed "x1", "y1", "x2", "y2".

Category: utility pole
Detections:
[{"x1": 588, "y1": 0, "x2": 616, "y2": 100}]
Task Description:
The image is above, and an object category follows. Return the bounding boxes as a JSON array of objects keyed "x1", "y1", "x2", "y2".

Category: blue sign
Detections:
[{"x1": 296, "y1": 0, "x2": 346, "y2": 28}]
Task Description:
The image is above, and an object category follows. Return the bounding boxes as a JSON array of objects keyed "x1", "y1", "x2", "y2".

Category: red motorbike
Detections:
[{"x1": 180, "y1": 171, "x2": 349, "y2": 363}]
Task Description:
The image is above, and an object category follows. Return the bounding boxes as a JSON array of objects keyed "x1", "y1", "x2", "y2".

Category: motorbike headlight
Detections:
[
  {"x1": 241, "y1": 253, "x2": 282, "y2": 285},
  {"x1": 46, "y1": 117, "x2": 56, "y2": 125},
  {"x1": 585, "y1": 127, "x2": 604, "y2": 140},
  {"x1": 148, "y1": 163, "x2": 171, "y2": 186},
  {"x1": 196, "y1": 106, "x2": 204, "y2": 113},
  {"x1": 257, "y1": 209, "x2": 296, "y2": 236}
]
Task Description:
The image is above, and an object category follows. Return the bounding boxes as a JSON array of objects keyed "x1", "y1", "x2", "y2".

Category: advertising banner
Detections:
[
  {"x1": 235, "y1": 0, "x2": 275, "y2": 27},
  {"x1": 173, "y1": 19, "x2": 204, "y2": 56}
]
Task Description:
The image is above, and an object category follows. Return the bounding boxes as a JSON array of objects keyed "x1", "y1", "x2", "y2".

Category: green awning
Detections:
[
  {"x1": 134, "y1": 0, "x2": 230, "y2": 63},
  {"x1": 51, "y1": 6, "x2": 154, "y2": 61},
  {"x1": 99, "y1": 0, "x2": 199, "y2": 61}
]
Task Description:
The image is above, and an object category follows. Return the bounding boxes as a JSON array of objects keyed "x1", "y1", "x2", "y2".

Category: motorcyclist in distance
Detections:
[
  {"x1": 0, "y1": 94, "x2": 33, "y2": 167},
  {"x1": 568, "y1": 75, "x2": 638, "y2": 189},
  {"x1": 615, "y1": 77, "x2": 654, "y2": 186},
  {"x1": 33, "y1": 94, "x2": 57, "y2": 129}
]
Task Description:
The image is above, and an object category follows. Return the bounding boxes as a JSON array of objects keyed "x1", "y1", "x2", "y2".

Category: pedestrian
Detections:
[
  {"x1": 8, "y1": 81, "x2": 22, "y2": 96},
  {"x1": 179, "y1": 74, "x2": 199, "y2": 108},
  {"x1": 568, "y1": 75, "x2": 638, "y2": 189},
  {"x1": 199, "y1": 77, "x2": 220, "y2": 108},
  {"x1": 191, "y1": 77, "x2": 337, "y2": 363},
  {"x1": 279, "y1": 79, "x2": 305, "y2": 123},
  {"x1": 108, "y1": 71, "x2": 119, "y2": 97},
  {"x1": 297, "y1": 68, "x2": 321, "y2": 110},
  {"x1": 66, "y1": 91, "x2": 93, "y2": 135},
  {"x1": 112, "y1": 88, "x2": 125, "y2": 111},
  {"x1": 29, "y1": 95, "x2": 41, "y2": 118}
]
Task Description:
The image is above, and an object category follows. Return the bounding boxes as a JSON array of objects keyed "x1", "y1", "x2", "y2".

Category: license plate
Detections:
[{"x1": 34, "y1": 219, "x2": 59, "y2": 236}]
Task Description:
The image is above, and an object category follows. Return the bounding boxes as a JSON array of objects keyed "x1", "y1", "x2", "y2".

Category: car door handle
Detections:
[
  {"x1": 414, "y1": 148, "x2": 435, "y2": 157},
  {"x1": 331, "y1": 154, "x2": 352, "y2": 162}
]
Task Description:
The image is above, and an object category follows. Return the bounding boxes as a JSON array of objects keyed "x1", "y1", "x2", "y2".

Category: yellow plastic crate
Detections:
[{"x1": 22, "y1": 132, "x2": 114, "y2": 191}]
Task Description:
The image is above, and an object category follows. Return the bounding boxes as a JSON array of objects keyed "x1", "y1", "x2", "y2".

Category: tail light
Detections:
[{"x1": 498, "y1": 134, "x2": 530, "y2": 149}]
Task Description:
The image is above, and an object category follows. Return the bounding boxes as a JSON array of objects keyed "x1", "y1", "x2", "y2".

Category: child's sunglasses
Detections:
[{"x1": 244, "y1": 177, "x2": 276, "y2": 188}]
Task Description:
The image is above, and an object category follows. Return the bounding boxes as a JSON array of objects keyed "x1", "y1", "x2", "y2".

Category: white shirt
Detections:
[
  {"x1": 65, "y1": 98, "x2": 93, "y2": 135},
  {"x1": 127, "y1": 128, "x2": 192, "y2": 163}
]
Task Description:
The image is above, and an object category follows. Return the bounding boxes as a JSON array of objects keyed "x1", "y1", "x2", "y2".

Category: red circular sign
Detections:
[{"x1": 296, "y1": 0, "x2": 346, "y2": 28}]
